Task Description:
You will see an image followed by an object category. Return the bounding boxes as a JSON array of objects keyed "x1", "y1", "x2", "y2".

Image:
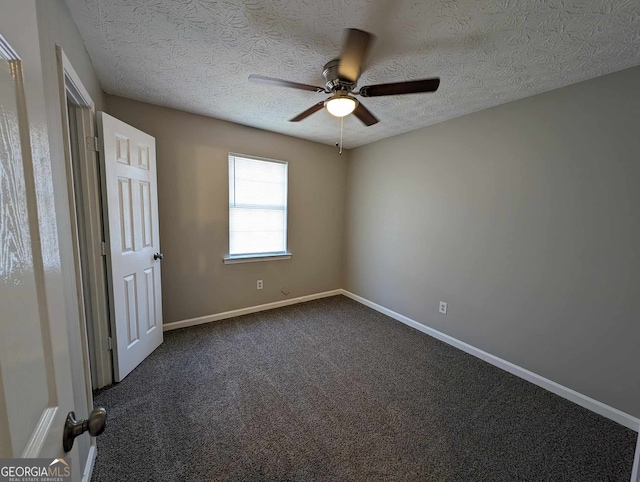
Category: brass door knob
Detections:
[{"x1": 63, "y1": 407, "x2": 107, "y2": 452}]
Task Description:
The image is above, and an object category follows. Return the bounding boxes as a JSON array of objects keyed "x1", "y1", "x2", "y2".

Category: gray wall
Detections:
[
  {"x1": 106, "y1": 95, "x2": 347, "y2": 324},
  {"x1": 345, "y1": 66, "x2": 640, "y2": 418}
]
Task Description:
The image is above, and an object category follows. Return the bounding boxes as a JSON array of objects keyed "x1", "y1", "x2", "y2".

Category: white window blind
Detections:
[{"x1": 228, "y1": 154, "x2": 288, "y2": 256}]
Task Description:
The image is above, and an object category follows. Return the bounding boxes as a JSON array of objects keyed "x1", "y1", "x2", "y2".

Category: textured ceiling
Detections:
[{"x1": 66, "y1": 0, "x2": 640, "y2": 148}]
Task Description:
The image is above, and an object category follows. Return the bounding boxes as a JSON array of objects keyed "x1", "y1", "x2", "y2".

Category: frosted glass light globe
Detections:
[{"x1": 325, "y1": 96, "x2": 357, "y2": 117}]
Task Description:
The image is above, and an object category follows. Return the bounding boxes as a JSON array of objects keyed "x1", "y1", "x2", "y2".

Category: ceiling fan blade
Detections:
[
  {"x1": 249, "y1": 75, "x2": 326, "y2": 93},
  {"x1": 289, "y1": 101, "x2": 325, "y2": 122},
  {"x1": 338, "y1": 29, "x2": 374, "y2": 83},
  {"x1": 353, "y1": 102, "x2": 379, "y2": 126},
  {"x1": 359, "y1": 78, "x2": 440, "y2": 97}
]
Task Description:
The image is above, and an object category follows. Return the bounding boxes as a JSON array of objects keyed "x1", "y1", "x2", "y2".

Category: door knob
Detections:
[
  {"x1": 63, "y1": 407, "x2": 107, "y2": 452},
  {"x1": 154, "y1": 252, "x2": 164, "y2": 260}
]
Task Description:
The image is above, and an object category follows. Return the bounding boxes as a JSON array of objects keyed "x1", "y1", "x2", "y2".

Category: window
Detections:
[{"x1": 226, "y1": 153, "x2": 290, "y2": 262}]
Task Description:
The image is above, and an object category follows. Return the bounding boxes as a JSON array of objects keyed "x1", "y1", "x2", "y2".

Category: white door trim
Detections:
[
  {"x1": 58, "y1": 49, "x2": 94, "y2": 113},
  {"x1": 66, "y1": 102, "x2": 112, "y2": 389},
  {"x1": 57, "y1": 46, "x2": 112, "y2": 389},
  {"x1": 632, "y1": 432, "x2": 640, "y2": 482},
  {"x1": 81, "y1": 444, "x2": 97, "y2": 482},
  {"x1": 56, "y1": 45, "x2": 95, "y2": 396},
  {"x1": 55, "y1": 46, "x2": 102, "y2": 480}
]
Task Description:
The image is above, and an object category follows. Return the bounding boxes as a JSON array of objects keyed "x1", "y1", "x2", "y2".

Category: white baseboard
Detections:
[
  {"x1": 163, "y1": 289, "x2": 343, "y2": 332},
  {"x1": 161, "y1": 287, "x2": 639, "y2": 475},
  {"x1": 82, "y1": 444, "x2": 96, "y2": 482},
  {"x1": 340, "y1": 289, "x2": 640, "y2": 433},
  {"x1": 632, "y1": 433, "x2": 640, "y2": 482},
  {"x1": 162, "y1": 287, "x2": 639, "y2": 434}
]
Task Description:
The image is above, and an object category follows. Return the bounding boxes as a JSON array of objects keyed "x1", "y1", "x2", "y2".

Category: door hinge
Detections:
[
  {"x1": 100, "y1": 241, "x2": 106, "y2": 256},
  {"x1": 87, "y1": 136, "x2": 100, "y2": 152},
  {"x1": 107, "y1": 337, "x2": 113, "y2": 351}
]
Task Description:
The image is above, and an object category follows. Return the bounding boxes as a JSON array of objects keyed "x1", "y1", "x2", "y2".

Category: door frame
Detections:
[
  {"x1": 632, "y1": 431, "x2": 640, "y2": 482},
  {"x1": 54, "y1": 46, "x2": 106, "y2": 481},
  {"x1": 56, "y1": 47, "x2": 113, "y2": 390}
]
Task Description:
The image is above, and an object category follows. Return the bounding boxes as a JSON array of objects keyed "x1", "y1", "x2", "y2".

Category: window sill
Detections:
[{"x1": 223, "y1": 253, "x2": 292, "y2": 264}]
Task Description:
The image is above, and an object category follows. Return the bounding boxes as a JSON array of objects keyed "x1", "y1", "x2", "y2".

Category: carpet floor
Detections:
[{"x1": 92, "y1": 295, "x2": 636, "y2": 481}]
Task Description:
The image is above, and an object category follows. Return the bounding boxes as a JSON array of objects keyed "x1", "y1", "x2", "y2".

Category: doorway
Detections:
[
  {"x1": 58, "y1": 47, "x2": 113, "y2": 391},
  {"x1": 59, "y1": 46, "x2": 164, "y2": 391}
]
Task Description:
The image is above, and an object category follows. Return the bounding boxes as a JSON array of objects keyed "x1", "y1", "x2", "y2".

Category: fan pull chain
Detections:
[{"x1": 339, "y1": 116, "x2": 344, "y2": 155}]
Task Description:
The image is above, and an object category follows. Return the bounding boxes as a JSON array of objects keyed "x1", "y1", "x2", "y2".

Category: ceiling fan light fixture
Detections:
[{"x1": 325, "y1": 95, "x2": 358, "y2": 117}]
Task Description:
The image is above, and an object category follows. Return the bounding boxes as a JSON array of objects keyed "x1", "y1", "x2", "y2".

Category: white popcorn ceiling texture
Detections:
[{"x1": 66, "y1": 0, "x2": 640, "y2": 149}]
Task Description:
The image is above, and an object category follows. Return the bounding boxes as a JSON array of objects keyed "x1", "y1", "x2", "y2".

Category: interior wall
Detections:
[
  {"x1": 106, "y1": 95, "x2": 347, "y2": 324},
  {"x1": 345, "y1": 66, "x2": 640, "y2": 419},
  {"x1": 35, "y1": 0, "x2": 105, "y2": 473},
  {"x1": 37, "y1": 0, "x2": 104, "y2": 110}
]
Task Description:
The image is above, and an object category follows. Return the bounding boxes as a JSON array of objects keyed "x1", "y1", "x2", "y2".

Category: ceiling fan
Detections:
[{"x1": 248, "y1": 28, "x2": 440, "y2": 126}]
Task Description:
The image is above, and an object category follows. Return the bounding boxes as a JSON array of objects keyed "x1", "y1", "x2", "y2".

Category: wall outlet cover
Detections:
[{"x1": 439, "y1": 301, "x2": 447, "y2": 314}]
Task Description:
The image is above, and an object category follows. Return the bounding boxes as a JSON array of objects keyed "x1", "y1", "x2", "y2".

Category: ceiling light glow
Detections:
[{"x1": 325, "y1": 96, "x2": 357, "y2": 117}]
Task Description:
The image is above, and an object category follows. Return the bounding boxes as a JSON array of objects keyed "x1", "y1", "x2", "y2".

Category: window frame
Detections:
[{"x1": 224, "y1": 152, "x2": 292, "y2": 264}]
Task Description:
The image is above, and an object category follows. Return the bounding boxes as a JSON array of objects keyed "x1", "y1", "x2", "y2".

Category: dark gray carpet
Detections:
[{"x1": 92, "y1": 295, "x2": 636, "y2": 481}]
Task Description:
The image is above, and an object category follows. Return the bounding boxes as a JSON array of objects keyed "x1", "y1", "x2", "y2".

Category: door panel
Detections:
[
  {"x1": 118, "y1": 177, "x2": 134, "y2": 252},
  {"x1": 0, "y1": 8, "x2": 76, "y2": 464},
  {"x1": 143, "y1": 267, "x2": 156, "y2": 333},
  {"x1": 0, "y1": 43, "x2": 50, "y2": 457},
  {"x1": 98, "y1": 112, "x2": 162, "y2": 382}
]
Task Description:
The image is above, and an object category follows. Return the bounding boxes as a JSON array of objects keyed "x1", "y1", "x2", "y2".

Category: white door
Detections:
[
  {"x1": 0, "y1": 12, "x2": 83, "y2": 471},
  {"x1": 98, "y1": 112, "x2": 163, "y2": 382}
]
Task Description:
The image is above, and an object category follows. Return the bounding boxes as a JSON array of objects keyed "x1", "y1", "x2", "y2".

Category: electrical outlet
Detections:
[
  {"x1": 439, "y1": 301, "x2": 447, "y2": 314},
  {"x1": 257, "y1": 280, "x2": 263, "y2": 290}
]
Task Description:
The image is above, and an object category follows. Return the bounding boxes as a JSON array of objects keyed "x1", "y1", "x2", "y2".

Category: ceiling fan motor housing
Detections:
[{"x1": 323, "y1": 59, "x2": 356, "y2": 93}]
